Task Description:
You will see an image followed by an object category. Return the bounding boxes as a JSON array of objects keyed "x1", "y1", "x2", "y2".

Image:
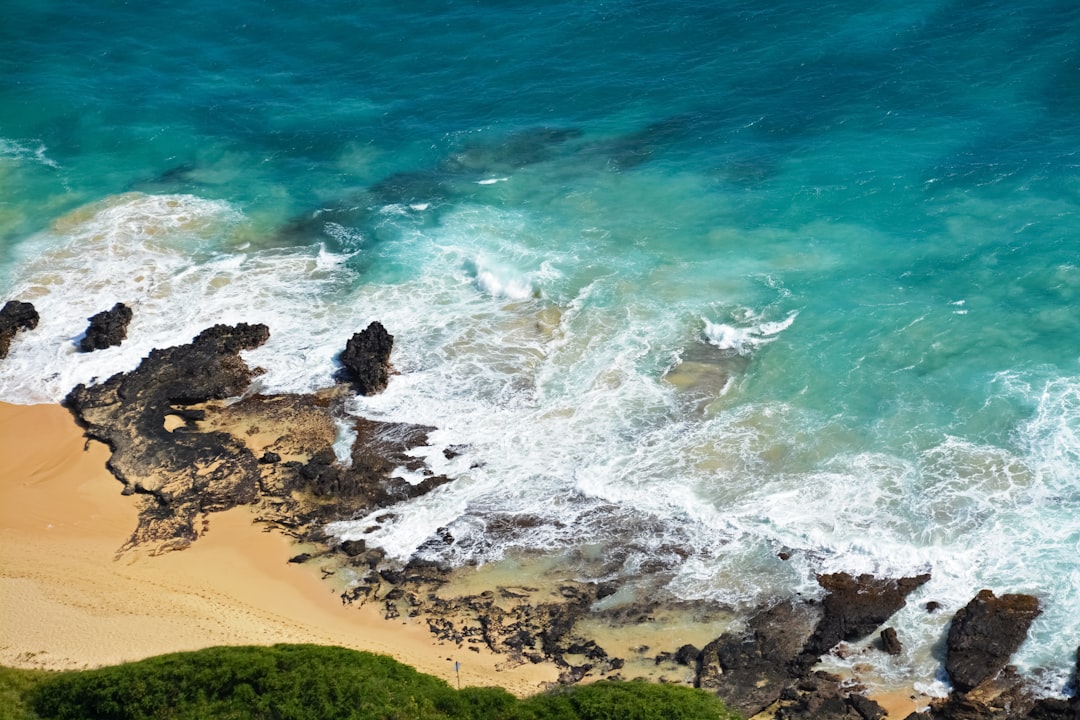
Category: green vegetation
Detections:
[
  {"x1": 0, "y1": 666, "x2": 52, "y2": 720},
  {"x1": 517, "y1": 680, "x2": 739, "y2": 720},
  {"x1": 0, "y1": 644, "x2": 740, "y2": 720}
]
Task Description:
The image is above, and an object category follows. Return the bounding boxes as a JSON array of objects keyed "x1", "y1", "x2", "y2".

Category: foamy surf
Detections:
[
  {"x1": 0, "y1": 193, "x2": 358, "y2": 402},
  {"x1": 704, "y1": 310, "x2": 798, "y2": 355},
  {"x1": 0, "y1": 137, "x2": 60, "y2": 169}
]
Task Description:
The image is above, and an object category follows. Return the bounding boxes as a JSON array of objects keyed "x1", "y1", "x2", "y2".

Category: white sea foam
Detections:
[
  {"x1": 0, "y1": 137, "x2": 60, "y2": 168},
  {"x1": 0, "y1": 193, "x2": 358, "y2": 402},
  {"x1": 327, "y1": 264, "x2": 1077, "y2": 690},
  {"x1": 472, "y1": 264, "x2": 534, "y2": 300},
  {"x1": 704, "y1": 310, "x2": 798, "y2": 355}
]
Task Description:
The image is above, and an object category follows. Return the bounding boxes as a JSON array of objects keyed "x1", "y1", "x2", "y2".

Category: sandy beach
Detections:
[{"x1": 0, "y1": 401, "x2": 558, "y2": 695}]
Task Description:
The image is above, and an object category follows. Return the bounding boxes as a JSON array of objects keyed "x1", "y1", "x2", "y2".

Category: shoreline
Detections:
[
  {"x1": 0, "y1": 400, "x2": 930, "y2": 717},
  {"x1": 0, "y1": 401, "x2": 558, "y2": 695}
]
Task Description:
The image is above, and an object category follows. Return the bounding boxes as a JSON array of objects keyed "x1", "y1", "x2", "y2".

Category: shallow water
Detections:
[{"x1": 3, "y1": 0, "x2": 1080, "y2": 696}]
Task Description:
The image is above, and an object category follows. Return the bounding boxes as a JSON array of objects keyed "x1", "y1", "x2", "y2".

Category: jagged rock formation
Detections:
[
  {"x1": 336, "y1": 563, "x2": 650, "y2": 680},
  {"x1": 793, "y1": 572, "x2": 931, "y2": 674},
  {"x1": 64, "y1": 324, "x2": 272, "y2": 550},
  {"x1": 880, "y1": 627, "x2": 903, "y2": 655},
  {"x1": 339, "y1": 321, "x2": 394, "y2": 395},
  {"x1": 64, "y1": 323, "x2": 449, "y2": 553},
  {"x1": 693, "y1": 572, "x2": 929, "y2": 718},
  {"x1": 0, "y1": 299, "x2": 39, "y2": 359},
  {"x1": 697, "y1": 600, "x2": 821, "y2": 716},
  {"x1": 79, "y1": 302, "x2": 133, "y2": 352},
  {"x1": 945, "y1": 590, "x2": 1042, "y2": 693},
  {"x1": 50, "y1": 320, "x2": 1080, "y2": 719},
  {"x1": 776, "y1": 673, "x2": 887, "y2": 720},
  {"x1": 905, "y1": 592, "x2": 1074, "y2": 720}
]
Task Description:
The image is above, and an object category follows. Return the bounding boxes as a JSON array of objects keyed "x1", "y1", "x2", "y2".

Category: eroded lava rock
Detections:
[
  {"x1": 64, "y1": 324, "x2": 271, "y2": 549},
  {"x1": 79, "y1": 302, "x2": 133, "y2": 352},
  {"x1": 697, "y1": 600, "x2": 821, "y2": 716},
  {"x1": 946, "y1": 590, "x2": 1042, "y2": 694},
  {"x1": 793, "y1": 572, "x2": 931, "y2": 673},
  {"x1": 0, "y1": 299, "x2": 39, "y2": 359},
  {"x1": 63, "y1": 323, "x2": 450, "y2": 553},
  {"x1": 339, "y1": 321, "x2": 394, "y2": 395}
]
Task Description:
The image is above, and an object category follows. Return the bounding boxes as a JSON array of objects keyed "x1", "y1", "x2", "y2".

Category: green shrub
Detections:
[
  {"x1": 0, "y1": 665, "x2": 52, "y2": 720},
  {"x1": 516, "y1": 680, "x2": 740, "y2": 720},
  {"x1": 21, "y1": 645, "x2": 741, "y2": 720},
  {"x1": 30, "y1": 645, "x2": 460, "y2": 720}
]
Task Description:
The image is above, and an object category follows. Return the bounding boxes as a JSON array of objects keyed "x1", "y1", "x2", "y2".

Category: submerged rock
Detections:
[
  {"x1": 79, "y1": 302, "x2": 133, "y2": 352},
  {"x1": 438, "y1": 126, "x2": 584, "y2": 175},
  {"x1": 945, "y1": 590, "x2": 1041, "y2": 693},
  {"x1": 339, "y1": 321, "x2": 394, "y2": 395},
  {"x1": 0, "y1": 299, "x2": 39, "y2": 359}
]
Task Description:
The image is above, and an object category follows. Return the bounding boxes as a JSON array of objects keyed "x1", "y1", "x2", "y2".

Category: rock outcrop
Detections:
[
  {"x1": 79, "y1": 302, "x2": 133, "y2": 352},
  {"x1": 945, "y1": 590, "x2": 1042, "y2": 693},
  {"x1": 776, "y1": 673, "x2": 887, "y2": 720},
  {"x1": 64, "y1": 324, "x2": 272, "y2": 549},
  {"x1": 697, "y1": 600, "x2": 821, "y2": 716},
  {"x1": 339, "y1": 321, "x2": 394, "y2": 395},
  {"x1": 47, "y1": 318, "x2": 1080, "y2": 719},
  {"x1": 794, "y1": 572, "x2": 931, "y2": 673},
  {"x1": 693, "y1": 572, "x2": 931, "y2": 718},
  {"x1": 880, "y1": 626, "x2": 903, "y2": 655},
  {"x1": 0, "y1": 299, "x2": 39, "y2": 359},
  {"x1": 64, "y1": 323, "x2": 451, "y2": 554},
  {"x1": 904, "y1": 592, "x2": 1066, "y2": 720}
]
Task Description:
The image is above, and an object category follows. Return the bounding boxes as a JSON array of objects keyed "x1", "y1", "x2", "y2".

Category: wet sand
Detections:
[{"x1": 0, "y1": 401, "x2": 557, "y2": 694}]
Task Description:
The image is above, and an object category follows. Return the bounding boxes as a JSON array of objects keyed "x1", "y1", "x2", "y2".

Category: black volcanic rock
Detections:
[
  {"x1": 0, "y1": 300, "x2": 39, "y2": 359},
  {"x1": 880, "y1": 626, "x2": 903, "y2": 655},
  {"x1": 674, "y1": 643, "x2": 700, "y2": 667},
  {"x1": 339, "y1": 321, "x2": 394, "y2": 395},
  {"x1": 63, "y1": 322, "x2": 454, "y2": 554},
  {"x1": 793, "y1": 572, "x2": 931, "y2": 673},
  {"x1": 64, "y1": 324, "x2": 271, "y2": 547},
  {"x1": 945, "y1": 590, "x2": 1041, "y2": 693},
  {"x1": 339, "y1": 539, "x2": 367, "y2": 557},
  {"x1": 917, "y1": 695, "x2": 1004, "y2": 720},
  {"x1": 697, "y1": 600, "x2": 821, "y2": 716},
  {"x1": 79, "y1": 302, "x2": 133, "y2": 352},
  {"x1": 776, "y1": 673, "x2": 886, "y2": 720},
  {"x1": 911, "y1": 645, "x2": 1079, "y2": 720}
]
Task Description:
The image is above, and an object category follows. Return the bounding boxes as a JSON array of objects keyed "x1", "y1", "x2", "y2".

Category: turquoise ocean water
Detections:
[{"x1": 2, "y1": 0, "x2": 1079, "y2": 695}]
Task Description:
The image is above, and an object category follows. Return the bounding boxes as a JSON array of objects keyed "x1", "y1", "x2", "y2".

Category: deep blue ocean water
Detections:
[{"x1": 2, "y1": 0, "x2": 1079, "y2": 695}]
